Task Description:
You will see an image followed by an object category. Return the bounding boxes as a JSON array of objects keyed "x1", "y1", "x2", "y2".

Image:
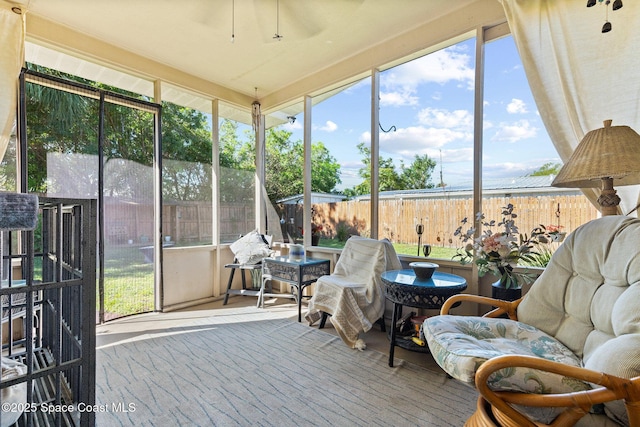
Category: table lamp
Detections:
[{"x1": 551, "y1": 119, "x2": 640, "y2": 215}]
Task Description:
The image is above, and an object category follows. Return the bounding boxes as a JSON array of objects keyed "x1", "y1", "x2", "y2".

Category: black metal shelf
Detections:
[{"x1": 1, "y1": 197, "x2": 96, "y2": 427}]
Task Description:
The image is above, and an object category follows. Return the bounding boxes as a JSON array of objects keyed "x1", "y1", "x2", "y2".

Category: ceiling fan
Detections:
[{"x1": 190, "y1": 0, "x2": 364, "y2": 44}]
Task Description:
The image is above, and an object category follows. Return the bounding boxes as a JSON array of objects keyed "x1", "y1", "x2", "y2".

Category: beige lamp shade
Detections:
[{"x1": 552, "y1": 120, "x2": 640, "y2": 215}]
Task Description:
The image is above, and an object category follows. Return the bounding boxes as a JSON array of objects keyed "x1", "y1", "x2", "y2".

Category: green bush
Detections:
[{"x1": 335, "y1": 221, "x2": 349, "y2": 242}]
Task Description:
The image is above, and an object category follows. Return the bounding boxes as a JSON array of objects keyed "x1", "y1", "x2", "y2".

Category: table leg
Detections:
[
  {"x1": 223, "y1": 267, "x2": 236, "y2": 305},
  {"x1": 257, "y1": 275, "x2": 267, "y2": 308},
  {"x1": 296, "y1": 284, "x2": 303, "y2": 322},
  {"x1": 389, "y1": 303, "x2": 403, "y2": 367}
]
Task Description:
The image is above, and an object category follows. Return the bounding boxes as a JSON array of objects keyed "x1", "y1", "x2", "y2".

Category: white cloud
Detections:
[
  {"x1": 492, "y1": 120, "x2": 537, "y2": 143},
  {"x1": 378, "y1": 46, "x2": 475, "y2": 106},
  {"x1": 341, "y1": 160, "x2": 364, "y2": 169},
  {"x1": 319, "y1": 120, "x2": 338, "y2": 132},
  {"x1": 380, "y1": 90, "x2": 418, "y2": 107},
  {"x1": 361, "y1": 126, "x2": 471, "y2": 161},
  {"x1": 284, "y1": 120, "x2": 302, "y2": 130},
  {"x1": 382, "y1": 47, "x2": 474, "y2": 92},
  {"x1": 337, "y1": 162, "x2": 364, "y2": 190},
  {"x1": 417, "y1": 108, "x2": 473, "y2": 130},
  {"x1": 507, "y1": 98, "x2": 527, "y2": 114}
]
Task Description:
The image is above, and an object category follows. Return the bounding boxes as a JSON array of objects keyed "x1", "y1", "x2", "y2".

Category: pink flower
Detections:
[
  {"x1": 453, "y1": 203, "x2": 551, "y2": 288},
  {"x1": 481, "y1": 233, "x2": 504, "y2": 253}
]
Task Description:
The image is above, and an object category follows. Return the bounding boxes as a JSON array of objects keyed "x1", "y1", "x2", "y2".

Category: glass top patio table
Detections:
[
  {"x1": 381, "y1": 269, "x2": 467, "y2": 309},
  {"x1": 381, "y1": 269, "x2": 467, "y2": 367}
]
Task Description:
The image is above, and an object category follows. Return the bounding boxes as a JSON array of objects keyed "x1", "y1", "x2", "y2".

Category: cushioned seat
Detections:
[
  {"x1": 424, "y1": 216, "x2": 640, "y2": 426},
  {"x1": 425, "y1": 315, "x2": 589, "y2": 395}
]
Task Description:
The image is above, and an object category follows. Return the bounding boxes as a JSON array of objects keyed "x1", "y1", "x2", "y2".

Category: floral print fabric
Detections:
[{"x1": 424, "y1": 315, "x2": 590, "y2": 394}]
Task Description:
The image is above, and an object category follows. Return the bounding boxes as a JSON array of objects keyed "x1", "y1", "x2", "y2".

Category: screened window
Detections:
[
  {"x1": 218, "y1": 115, "x2": 256, "y2": 243},
  {"x1": 378, "y1": 39, "x2": 476, "y2": 258},
  {"x1": 161, "y1": 101, "x2": 213, "y2": 246},
  {"x1": 482, "y1": 34, "x2": 599, "y2": 268}
]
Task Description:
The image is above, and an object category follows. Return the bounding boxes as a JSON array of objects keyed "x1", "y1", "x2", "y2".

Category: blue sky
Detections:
[{"x1": 281, "y1": 35, "x2": 561, "y2": 191}]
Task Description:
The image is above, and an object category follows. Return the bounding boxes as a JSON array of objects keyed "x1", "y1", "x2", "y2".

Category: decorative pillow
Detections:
[{"x1": 230, "y1": 230, "x2": 273, "y2": 265}]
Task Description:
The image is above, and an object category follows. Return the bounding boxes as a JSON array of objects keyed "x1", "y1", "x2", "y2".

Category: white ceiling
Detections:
[{"x1": 20, "y1": 0, "x2": 506, "y2": 122}]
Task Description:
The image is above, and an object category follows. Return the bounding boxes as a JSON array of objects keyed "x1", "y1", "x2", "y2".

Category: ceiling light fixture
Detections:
[
  {"x1": 273, "y1": 0, "x2": 283, "y2": 41},
  {"x1": 587, "y1": 0, "x2": 623, "y2": 33}
]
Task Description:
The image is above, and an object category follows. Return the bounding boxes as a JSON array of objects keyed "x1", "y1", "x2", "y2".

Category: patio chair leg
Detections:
[
  {"x1": 377, "y1": 317, "x2": 386, "y2": 332},
  {"x1": 319, "y1": 312, "x2": 329, "y2": 329}
]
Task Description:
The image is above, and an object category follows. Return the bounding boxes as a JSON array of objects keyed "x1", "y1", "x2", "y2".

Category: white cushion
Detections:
[{"x1": 229, "y1": 230, "x2": 273, "y2": 265}]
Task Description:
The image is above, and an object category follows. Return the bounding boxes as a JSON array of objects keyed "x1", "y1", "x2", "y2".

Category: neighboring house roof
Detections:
[
  {"x1": 354, "y1": 176, "x2": 583, "y2": 201},
  {"x1": 277, "y1": 192, "x2": 347, "y2": 205}
]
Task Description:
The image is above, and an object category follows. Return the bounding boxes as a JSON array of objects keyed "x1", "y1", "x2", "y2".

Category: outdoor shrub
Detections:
[{"x1": 336, "y1": 221, "x2": 349, "y2": 242}]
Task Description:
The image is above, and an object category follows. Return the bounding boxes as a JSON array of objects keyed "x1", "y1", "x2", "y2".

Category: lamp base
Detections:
[{"x1": 597, "y1": 177, "x2": 620, "y2": 216}]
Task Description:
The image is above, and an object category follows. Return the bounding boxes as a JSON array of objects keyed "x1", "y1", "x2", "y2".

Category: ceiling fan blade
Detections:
[
  {"x1": 250, "y1": 0, "x2": 365, "y2": 43},
  {"x1": 187, "y1": 0, "x2": 226, "y2": 27}
]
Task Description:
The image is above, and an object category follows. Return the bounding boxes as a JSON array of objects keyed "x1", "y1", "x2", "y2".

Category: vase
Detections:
[
  {"x1": 289, "y1": 244, "x2": 305, "y2": 261},
  {"x1": 311, "y1": 235, "x2": 320, "y2": 246},
  {"x1": 491, "y1": 279, "x2": 522, "y2": 301}
]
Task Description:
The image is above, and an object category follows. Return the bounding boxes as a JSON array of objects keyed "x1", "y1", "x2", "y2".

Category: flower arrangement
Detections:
[{"x1": 453, "y1": 204, "x2": 549, "y2": 289}]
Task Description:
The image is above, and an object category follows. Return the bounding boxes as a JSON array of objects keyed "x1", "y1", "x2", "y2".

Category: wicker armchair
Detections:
[{"x1": 424, "y1": 216, "x2": 640, "y2": 426}]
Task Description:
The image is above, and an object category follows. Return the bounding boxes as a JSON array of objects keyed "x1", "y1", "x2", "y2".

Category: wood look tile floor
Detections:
[{"x1": 97, "y1": 295, "x2": 443, "y2": 373}]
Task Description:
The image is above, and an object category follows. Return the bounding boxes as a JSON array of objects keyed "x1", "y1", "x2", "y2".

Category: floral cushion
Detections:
[{"x1": 424, "y1": 315, "x2": 591, "y2": 394}]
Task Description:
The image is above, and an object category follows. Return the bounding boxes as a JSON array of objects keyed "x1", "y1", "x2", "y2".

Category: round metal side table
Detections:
[{"x1": 382, "y1": 269, "x2": 467, "y2": 367}]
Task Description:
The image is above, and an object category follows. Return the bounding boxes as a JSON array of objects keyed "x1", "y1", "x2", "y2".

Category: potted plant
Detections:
[
  {"x1": 453, "y1": 204, "x2": 549, "y2": 300},
  {"x1": 311, "y1": 224, "x2": 323, "y2": 246},
  {"x1": 299, "y1": 224, "x2": 323, "y2": 246}
]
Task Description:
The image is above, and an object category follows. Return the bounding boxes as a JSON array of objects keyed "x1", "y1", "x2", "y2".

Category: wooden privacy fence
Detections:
[
  {"x1": 281, "y1": 193, "x2": 600, "y2": 247},
  {"x1": 105, "y1": 193, "x2": 599, "y2": 247},
  {"x1": 104, "y1": 201, "x2": 253, "y2": 245}
]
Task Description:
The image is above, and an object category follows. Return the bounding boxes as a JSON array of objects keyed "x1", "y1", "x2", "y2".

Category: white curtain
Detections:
[
  {"x1": 498, "y1": 0, "x2": 640, "y2": 215},
  {"x1": 0, "y1": 1, "x2": 25, "y2": 163}
]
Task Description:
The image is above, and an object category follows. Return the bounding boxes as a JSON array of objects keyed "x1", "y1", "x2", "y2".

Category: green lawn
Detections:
[
  {"x1": 316, "y1": 238, "x2": 458, "y2": 259},
  {"x1": 101, "y1": 246, "x2": 154, "y2": 320}
]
